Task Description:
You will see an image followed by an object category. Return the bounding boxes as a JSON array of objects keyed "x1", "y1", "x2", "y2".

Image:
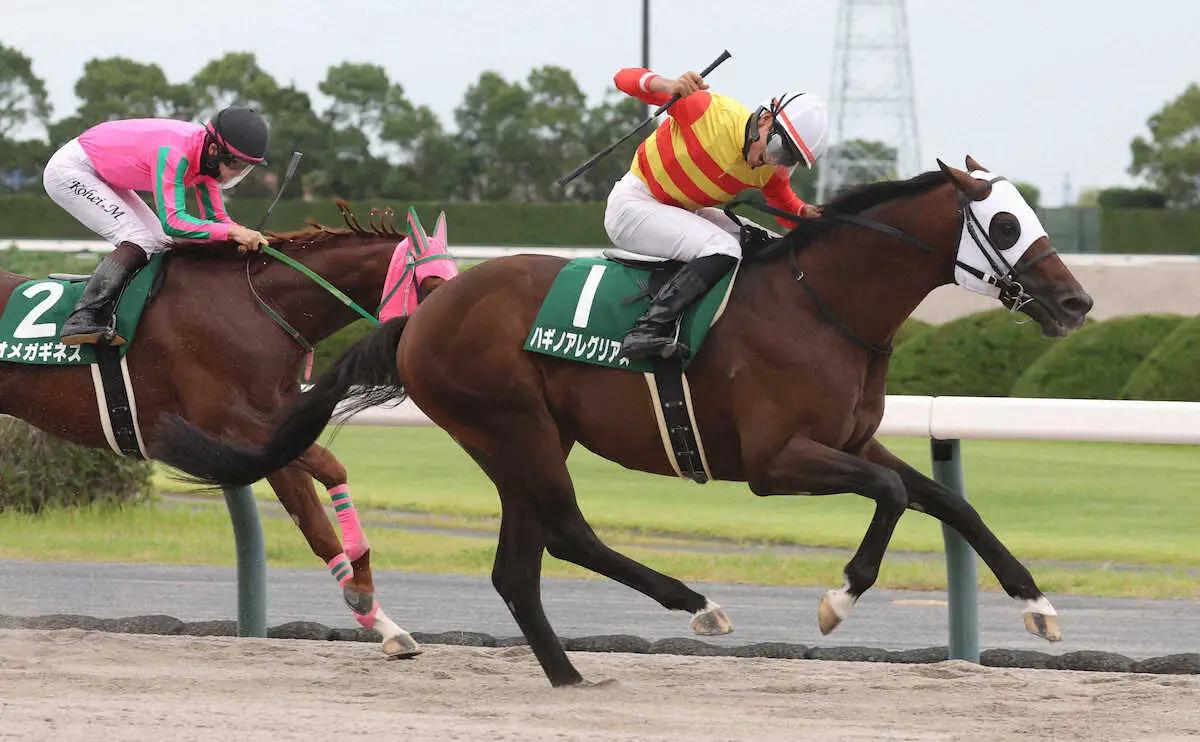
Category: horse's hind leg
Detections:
[
  {"x1": 268, "y1": 456, "x2": 420, "y2": 658},
  {"x1": 861, "y1": 439, "x2": 1061, "y2": 642},
  {"x1": 459, "y1": 442, "x2": 583, "y2": 686},
  {"x1": 468, "y1": 416, "x2": 726, "y2": 652},
  {"x1": 534, "y1": 470, "x2": 732, "y2": 636}
]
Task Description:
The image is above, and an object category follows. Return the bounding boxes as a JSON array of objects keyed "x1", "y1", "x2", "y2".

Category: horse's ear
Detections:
[
  {"x1": 433, "y1": 211, "x2": 447, "y2": 244},
  {"x1": 939, "y1": 157, "x2": 991, "y2": 201},
  {"x1": 407, "y1": 207, "x2": 431, "y2": 256},
  {"x1": 964, "y1": 155, "x2": 987, "y2": 173}
]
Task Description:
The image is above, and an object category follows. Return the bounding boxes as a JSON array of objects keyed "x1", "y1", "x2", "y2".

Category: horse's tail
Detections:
[{"x1": 151, "y1": 317, "x2": 410, "y2": 487}]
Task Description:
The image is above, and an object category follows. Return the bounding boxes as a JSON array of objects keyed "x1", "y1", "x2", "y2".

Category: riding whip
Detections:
[
  {"x1": 556, "y1": 50, "x2": 732, "y2": 187},
  {"x1": 255, "y1": 151, "x2": 304, "y2": 232}
]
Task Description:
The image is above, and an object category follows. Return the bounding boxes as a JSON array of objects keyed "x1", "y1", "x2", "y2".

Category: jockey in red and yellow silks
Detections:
[{"x1": 604, "y1": 67, "x2": 830, "y2": 361}]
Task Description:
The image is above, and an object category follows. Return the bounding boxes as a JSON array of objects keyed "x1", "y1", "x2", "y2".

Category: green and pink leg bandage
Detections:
[
  {"x1": 327, "y1": 553, "x2": 381, "y2": 628},
  {"x1": 328, "y1": 484, "x2": 370, "y2": 561}
]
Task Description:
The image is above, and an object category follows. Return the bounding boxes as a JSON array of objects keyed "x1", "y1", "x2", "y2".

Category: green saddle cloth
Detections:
[
  {"x1": 0, "y1": 253, "x2": 165, "y2": 365},
  {"x1": 523, "y1": 257, "x2": 737, "y2": 373}
]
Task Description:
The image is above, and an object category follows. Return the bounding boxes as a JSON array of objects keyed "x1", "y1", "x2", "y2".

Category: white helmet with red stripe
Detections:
[{"x1": 760, "y1": 92, "x2": 829, "y2": 169}]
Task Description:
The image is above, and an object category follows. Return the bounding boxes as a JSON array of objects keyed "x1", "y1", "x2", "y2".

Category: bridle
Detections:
[
  {"x1": 725, "y1": 178, "x2": 1057, "y2": 355},
  {"x1": 955, "y1": 177, "x2": 1058, "y2": 315}
]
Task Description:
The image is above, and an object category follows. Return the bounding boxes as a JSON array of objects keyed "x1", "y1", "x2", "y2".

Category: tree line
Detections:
[{"x1": 1, "y1": 43, "x2": 1195, "y2": 208}]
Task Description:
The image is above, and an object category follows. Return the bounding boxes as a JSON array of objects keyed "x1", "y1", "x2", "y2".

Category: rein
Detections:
[
  {"x1": 245, "y1": 243, "x2": 417, "y2": 359},
  {"x1": 724, "y1": 198, "x2": 929, "y2": 356},
  {"x1": 725, "y1": 182, "x2": 1057, "y2": 355},
  {"x1": 258, "y1": 245, "x2": 381, "y2": 326}
]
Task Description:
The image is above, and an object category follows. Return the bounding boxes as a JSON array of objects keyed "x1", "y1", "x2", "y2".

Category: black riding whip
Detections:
[{"x1": 556, "y1": 50, "x2": 732, "y2": 187}]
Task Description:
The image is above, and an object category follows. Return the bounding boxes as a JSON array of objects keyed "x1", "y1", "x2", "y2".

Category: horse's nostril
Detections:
[{"x1": 1060, "y1": 293, "x2": 1094, "y2": 316}]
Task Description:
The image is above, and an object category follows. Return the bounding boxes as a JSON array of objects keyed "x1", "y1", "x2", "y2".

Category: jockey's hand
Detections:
[
  {"x1": 664, "y1": 71, "x2": 708, "y2": 98},
  {"x1": 229, "y1": 224, "x2": 269, "y2": 253},
  {"x1": 800, "y1": 204, "x2": 824, "y2": 219}
]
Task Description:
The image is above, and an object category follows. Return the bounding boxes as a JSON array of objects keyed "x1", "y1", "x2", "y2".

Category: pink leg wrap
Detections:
[
  {"x1": 328, "y1": 484, "x2": 370, "y2": 561},
  {"x1": 353, "y1": 599, "x2": 381, "y2": 629},
  {"x1": 327, "y1": 553, "x2": 353, "y2": 587}
]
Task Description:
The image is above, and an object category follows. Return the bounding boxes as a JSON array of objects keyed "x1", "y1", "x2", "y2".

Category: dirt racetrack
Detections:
[
  {"x1": 911, "y1": 255, "x2": 1200, "y2": 324},
  {"x1": 1, "y1": 629, "x2": 1197, "y2": 741}
]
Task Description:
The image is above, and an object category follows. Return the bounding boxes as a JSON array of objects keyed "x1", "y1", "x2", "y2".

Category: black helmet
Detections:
[{"x1": 205, "y1": 106, "x2": 269, "y2": 166}]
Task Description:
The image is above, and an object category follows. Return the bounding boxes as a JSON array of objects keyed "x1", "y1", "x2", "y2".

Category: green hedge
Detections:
[
  {"x1": 1121, "y1": 315, "x2": 1200, "y2": 401},
  {"x1": 886, "y1": 309, "x2": 1056, "y2": 397},
  {"x1": 895, "y1": 318, "x2": 933, "y2": 347},
  {"x1": 6, "y1": 192, "x2": 1200, "y2": 253},
  {"x1": 1010, "y1": 315, "x2": 1186, "y2": 399},
  {"x1": 312, "y1": 319, "x2": 378, "y2": 377},
  {"x1": 0, "y1": 193, "x2": 613, "y2": 246},
  {"x1": 0, "y1": 418, "x2": 154, "y2": 513},
  {"x1": 1101, "y1": 208, "x2": 1200, "y2": 254}
]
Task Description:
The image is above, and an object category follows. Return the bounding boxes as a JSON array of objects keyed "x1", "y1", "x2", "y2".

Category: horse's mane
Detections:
[
  {"x1": 751, "y1": 169, "x2": 950, "y2": 263},
  {"x1": 167, "y1": 199, "x2": 404, "y2": 256}
]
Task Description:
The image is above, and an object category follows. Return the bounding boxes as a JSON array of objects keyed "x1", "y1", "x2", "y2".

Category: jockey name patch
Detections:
[
  {"x1": 0, "y1": 254, "x2": 165, "y2": 365},
  {"x1": 523, "y1": 257, "x2": 736, "y2": 372}
]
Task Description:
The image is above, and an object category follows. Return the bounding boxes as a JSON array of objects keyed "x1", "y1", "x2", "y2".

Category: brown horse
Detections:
[
  {"x1": 150, "y1": 157, "x2": 1094, "y2": 686},
  {"x1": 0, "y1": 203, "x2": 448, "y2": 657}
]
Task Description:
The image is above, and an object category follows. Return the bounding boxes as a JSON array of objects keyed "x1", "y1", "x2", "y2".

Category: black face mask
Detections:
[
  {"x1": 199, "y1": 133, "x2": 222, "y2": 178},
  {"x1": 742, "y1": 110, "x2": 763, "y2": 163}
]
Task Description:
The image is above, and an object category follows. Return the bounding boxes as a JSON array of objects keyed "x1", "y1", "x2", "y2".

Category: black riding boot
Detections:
[
  {"x1": 620, "y1": 253, "x2": 738, "y2": 361},
  {"x1": 60, "y1": 241, "x2": 149, "y2": 346}
]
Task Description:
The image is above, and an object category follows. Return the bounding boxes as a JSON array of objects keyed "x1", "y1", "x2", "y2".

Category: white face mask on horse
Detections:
[{"x1": 953, "y1": 170, "x2": 1052, "y2": 312}]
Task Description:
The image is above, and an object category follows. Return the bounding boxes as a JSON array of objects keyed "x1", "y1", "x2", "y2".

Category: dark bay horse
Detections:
[
  {"x1": 151, "y1": 157, "x2": 1094, "y2": 686},
  {"x1": 0, "y1": 203, "x2": 450, "y2": 657}
]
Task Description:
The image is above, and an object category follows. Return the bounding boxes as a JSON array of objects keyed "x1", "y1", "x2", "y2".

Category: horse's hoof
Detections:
[
  {"x1": 690, "y1": 600, "x2": 734, "y2": 635},
  {"x1": 383, "y1": 631, "x2": 422, "y2": 659},
  {"x1": 1021, "y1": 596, "x2": 1061, "y2": 642},
  {"x1": 818, "y1": 588, "x2": 856, "y2": 636}
]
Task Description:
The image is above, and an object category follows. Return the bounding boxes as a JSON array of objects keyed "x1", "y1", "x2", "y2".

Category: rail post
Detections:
[{"x1": 930, "y1": 438, "x2": 980, "y2": 662}]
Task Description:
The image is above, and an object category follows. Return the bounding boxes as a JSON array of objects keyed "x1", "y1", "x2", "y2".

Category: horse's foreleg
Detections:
[
  {"x1": 268, "y1": 460, "x2": 419, "y2": 658},
  {"x1": 860, "y1": 439, "x2": 1060, "y2": 642},
  {"x1": 746, "y1": 436, "x2": 909, "y2": 636},
  {"x1": 291, "y1": 445, "x2": 370, "y2": 562}
]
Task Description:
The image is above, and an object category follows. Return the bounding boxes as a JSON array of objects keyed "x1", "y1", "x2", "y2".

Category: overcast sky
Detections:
[{"x1": 4, "y1": 0, "x2": 1197, "y2": 206}]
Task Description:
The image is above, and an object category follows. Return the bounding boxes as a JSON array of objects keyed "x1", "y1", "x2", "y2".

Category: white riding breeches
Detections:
[
  {"x1": 42, "y1": 138, "x2": 170, "y2": 255},
  {"x1": 604, "y1": 172, "x2": 747, "y2": 262}
]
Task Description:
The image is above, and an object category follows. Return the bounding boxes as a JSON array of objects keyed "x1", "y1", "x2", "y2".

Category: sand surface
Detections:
[
  {"x1": 912, "y1": 258, "x2": 1200, "y2": 323},
  {"x1": 1, "y1": 629, "x2": 1197, "y2": 741}
]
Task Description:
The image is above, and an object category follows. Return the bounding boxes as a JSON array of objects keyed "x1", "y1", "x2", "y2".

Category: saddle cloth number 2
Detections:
[{"x1": 14, "y1": 282, "x2": 65, "y2": 339}]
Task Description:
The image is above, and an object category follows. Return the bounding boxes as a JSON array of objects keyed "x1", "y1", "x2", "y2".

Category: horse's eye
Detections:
[{"x1": 989, "y1": 213, "x2": 1022, "y2": 249}]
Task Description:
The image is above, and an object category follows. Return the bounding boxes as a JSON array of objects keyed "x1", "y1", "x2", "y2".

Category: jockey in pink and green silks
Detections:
[{"x1": 42, "y1": 106, "x2": 273, "y2": 346}]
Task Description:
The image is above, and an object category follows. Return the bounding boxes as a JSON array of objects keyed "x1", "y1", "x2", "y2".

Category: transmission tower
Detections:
[{"x1": 816, "y1": 0, "x2": 921, "y2": 203}]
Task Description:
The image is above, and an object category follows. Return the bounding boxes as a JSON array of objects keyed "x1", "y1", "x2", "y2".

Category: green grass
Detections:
[
  {"x1": 5, "y1": 427, "x2": 1195, "y2": 600},
  {"x1": 194, "y1": 427, "x2": 1200, "y2": 568},
  {"x1": 1, "y1": 500, "x2": 1194, "y2": 599},
  {"x1": 0, "y1": 246, "x2": 103, "y2": 278}
]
